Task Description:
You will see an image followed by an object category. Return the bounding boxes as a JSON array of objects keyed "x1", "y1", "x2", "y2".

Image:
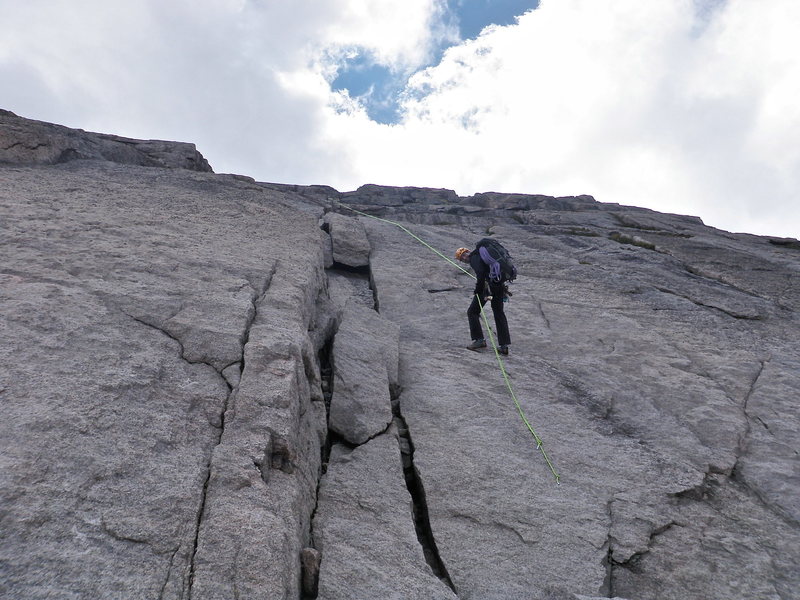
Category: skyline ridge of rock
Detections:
[{"x1": 1, "y1": 112, "x2": 798, "y2": 599}]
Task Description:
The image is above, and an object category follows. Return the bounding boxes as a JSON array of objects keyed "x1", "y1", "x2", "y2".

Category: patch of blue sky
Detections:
[
  {"x1": 448, "y1": 0, "x2": 539, "y2": 40},
  {"x1": 331, "y1": 53, "x2": 406, "y2": 124},
  {"x1": 331, "y1": 0, "x2": 539, "y2": 124}
]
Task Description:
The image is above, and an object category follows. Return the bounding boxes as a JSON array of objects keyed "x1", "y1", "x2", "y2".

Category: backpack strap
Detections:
[{"x1": 478, "y1": 246, "x2": 502, "y2": 282}]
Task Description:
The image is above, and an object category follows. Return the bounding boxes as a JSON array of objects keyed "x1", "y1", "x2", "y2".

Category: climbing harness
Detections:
[{"x1": 338, "y1": 203, "x2": 560, "y2": 483}]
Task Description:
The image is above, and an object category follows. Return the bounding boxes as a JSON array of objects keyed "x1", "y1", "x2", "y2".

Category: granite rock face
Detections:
[
  {"x1": 1, "y1": 148, "x2": 327, "y2": 598},
  {"x1": 323, "y1": 212, "x2": 371, "y2": 268},
  {"x1": 2, "y1": 113, "x2": 799, "y2": 600},
  {"x1": 0, "y1": 109, "x2": 212, "y2": 171},
  {"x1": 313, "y1": 430, "x2": 457, "y2": 600},
  {"x1": 328, "y1": 301, "x2": 399, "y2": 445}
]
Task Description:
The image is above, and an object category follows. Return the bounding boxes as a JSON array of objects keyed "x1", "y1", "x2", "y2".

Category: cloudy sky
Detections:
[{"x1": 2, "y1": 0, "x2": 798, "y2": 238}]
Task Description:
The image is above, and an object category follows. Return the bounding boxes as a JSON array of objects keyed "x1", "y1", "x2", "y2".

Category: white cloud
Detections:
[
  {"x1": 0, "y1": 1, "x2": 448, "y2": 179},
  {"x1": 319, "y1": 0, "x2": 800, "y2": 238},
  {"x1": 1, "y1": 0, "x2": 798, "y2": 238},
  {"x1": 315, "y1": 0, "x2": 455, "y2": 73}
]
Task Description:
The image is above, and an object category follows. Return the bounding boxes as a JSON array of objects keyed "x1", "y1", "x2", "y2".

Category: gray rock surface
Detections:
[
  {"x1": 323, "y1": 212, "x2": 371, "y2": 268},
  {"x1": 2, "y1": 112, "x2": 799, "y2": 600},
  {"x1": 0, "y1": 109, "x2": 211, "y2": 171},
  {"x1": 326, "y1": 270, "x2": 374, "y2": 311},
  {"x1": 329, "y1": 301, "x2": 399, "y2": 445},
  {"x1": 363, "y1": 214, "x2": 800, "y2": 600},
  {"x1": 313, "y1": 430, "x2": 457, "y2": 600},
  {"x1": 1, "y1": 153, "x2": 328, "y2": 598}
]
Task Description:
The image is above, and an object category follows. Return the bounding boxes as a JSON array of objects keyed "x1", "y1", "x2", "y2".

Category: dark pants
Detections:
[{"x1": 467, "y1": 282, "x2": 511, "y2": 347}]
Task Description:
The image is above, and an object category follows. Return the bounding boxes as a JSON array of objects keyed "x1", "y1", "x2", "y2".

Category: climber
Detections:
[{"x1": 456, "y1": 239, "x2": 514, "y2": 355}]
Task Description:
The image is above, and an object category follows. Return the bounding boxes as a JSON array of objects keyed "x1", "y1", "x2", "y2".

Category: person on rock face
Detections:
[{"x1": 456, "y1": 244, "x2": 511, "y2": 355}]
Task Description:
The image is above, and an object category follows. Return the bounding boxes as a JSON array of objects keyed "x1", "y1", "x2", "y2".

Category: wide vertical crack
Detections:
[
  {"x1": 601, "y1": 499, "x2": 615, "y2": 598},
  {"x1": 306, "y1": 332, "x2": 336, "y2": 546},
  {"x1": 317, "y1": 336, "x2": 336, "y2": 471},
  {"x1": 368, "y1": 262, "x2": 380, "y2": 313},
  {"x1": 392, "y1": 392, "x2": 456, "y2": 593},
  {"x1": 367, "y1": 253, "x2": 455, "y2": 593},
  {"x1": 302, "y1": 273, "x2": 339, "y2": 599},
  {"x1": 310, "y1": 233, "x2": 456, "y2": 595}
]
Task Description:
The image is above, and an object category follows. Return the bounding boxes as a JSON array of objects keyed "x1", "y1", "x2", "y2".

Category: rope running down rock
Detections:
[{"x1": 339, "y1": 203, "x2": 560, "y2": 483}]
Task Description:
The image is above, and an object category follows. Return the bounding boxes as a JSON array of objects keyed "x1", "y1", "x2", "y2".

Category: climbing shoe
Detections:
[
  {"x1": 467, "y1": 339, "x2": 487, "y2": 351},
  {"x1": 499, "y1": 345, "x2": 509, "y2": 356}
]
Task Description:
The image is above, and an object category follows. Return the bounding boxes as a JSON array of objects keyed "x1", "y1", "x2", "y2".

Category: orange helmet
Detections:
[{"x1": 455, "y1": 247, "x2": 470, "y2": 261}]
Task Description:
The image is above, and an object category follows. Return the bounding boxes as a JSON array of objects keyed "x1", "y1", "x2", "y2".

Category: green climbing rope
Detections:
[
  {"x1": 338, "y1": 202, "x2": 560, "y2": 482},
  {"x1": 339, "y1": 205, "x2": 474, "y2": 278},
  {"x1": 477, "y1": 295, "x2": 560, "y2": 482}
]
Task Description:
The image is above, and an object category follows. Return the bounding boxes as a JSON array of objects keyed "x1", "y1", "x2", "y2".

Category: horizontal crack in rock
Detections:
[{"x1": 655, "y1": 286, "x2": 762, "y2": 320}]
